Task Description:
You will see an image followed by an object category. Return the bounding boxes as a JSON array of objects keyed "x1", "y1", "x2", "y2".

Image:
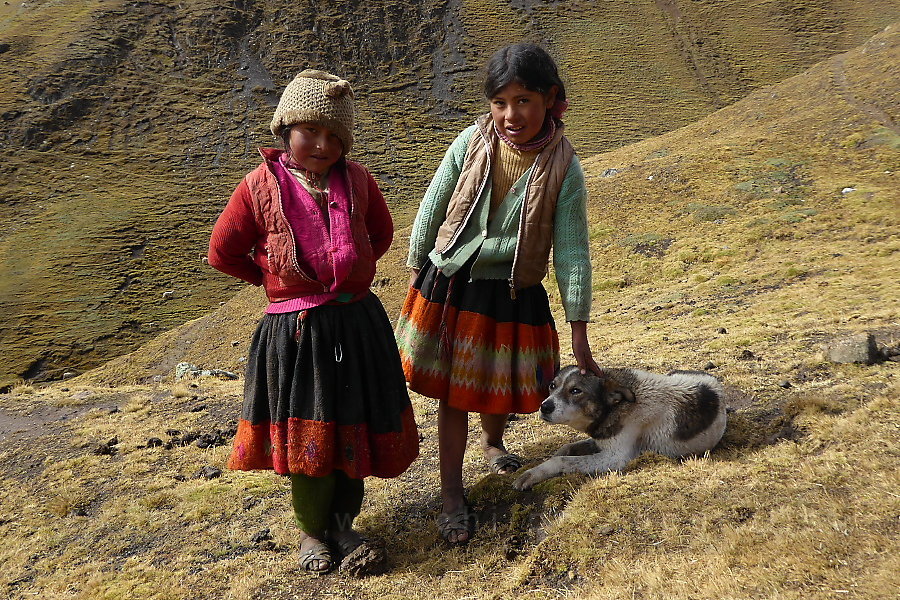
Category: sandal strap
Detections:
[
  {"x1": 299, "y1": 541, "x2": 333, "y2": 573},
  {"x1": 436, "y1": 504, "x2": 477, "y2": 544},
  {"x1": 489, "y1": 453, "x2": 523, "y2": 473}
]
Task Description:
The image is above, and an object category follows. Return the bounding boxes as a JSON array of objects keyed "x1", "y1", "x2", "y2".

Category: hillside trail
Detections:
[
  {"x1": 654, "y1": 0, "x2": 724, "y2": 108},
  {"x1": 0, "y1": 396, "x2": 120, "y2": 443},
  {"x1": 832, "y1": 52, "x2": 900, "y2": 135}
]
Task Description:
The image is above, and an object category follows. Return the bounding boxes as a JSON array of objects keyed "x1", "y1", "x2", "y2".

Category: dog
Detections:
[{"x1": 513, "y1": 365, "x2": 727, "y2": 491}]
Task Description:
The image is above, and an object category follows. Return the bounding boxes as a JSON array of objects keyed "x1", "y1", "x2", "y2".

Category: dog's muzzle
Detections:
[{"x1": 540, "y1": 399, "x2": 555, "y2": 420}]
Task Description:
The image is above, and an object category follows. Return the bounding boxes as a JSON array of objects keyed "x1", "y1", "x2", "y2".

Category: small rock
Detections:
[
  {"x1": 841, "y1": 187, "x2": 856, "y2": 194},
  {"x1": 194, "y1": 466, "x2": 222, "y2": 480},
  {"x1": 716, "y1": 327, "x2": 727, "y2": 334},
  {"x1": 738, "y1": 350, "x2": 756, "y2": 360},
  {"x1": 106, "y1": 437, "x2": 119, "y2": 447},
  {"x1": 165, "y1": 429, "x2": 182, "y2": 436},
  {"x1": 703, "y1": 361, "x2": 717, "y2": 370},
  {"x1": 878, "y1": 343, "x2": 900, "y2": 361},
  {"x1": 778, "y1": 380, "x2": 792, "y2": 389},
  {"x1": 146, "y1": 437, "x2": 164, "y2": 448},
  {"x1": 231, "y1": 340, "x2": 240, "y2": 347},
  {"x1": 826, "y1": 333, "x2": 879, "y2": 365},
  {"x1": 242, "y1": 496, "x2": 260, "y2": 510},
  {"x1": 62, "y1": 371, "x2": 76, "y2": 380},
  {"x1": 71, "y1": 507, "x2": 88, "y2": 517},
  {"x1": 601, "y1": 168, "x2": 620, "y2": 178},
  {"x1": 194, "y1": 433, "x2": 222, "y2": 449},
  {"x1": 190, "y1": 404, "x2": 207, "y2": 413},
  {"x1": 93, "y1": 443, "x2": 115, "y2": 456},
  {"x1": 250, "y1": 528, "x2": 272, "y2": 544},
  {"x1": 178, "y1": 432, "x2": 200, "y2": 446}
]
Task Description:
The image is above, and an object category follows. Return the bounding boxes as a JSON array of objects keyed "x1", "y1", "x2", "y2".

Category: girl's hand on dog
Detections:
[{"x1": 570, "y1": 321, "x2": 601, "y2": 376}]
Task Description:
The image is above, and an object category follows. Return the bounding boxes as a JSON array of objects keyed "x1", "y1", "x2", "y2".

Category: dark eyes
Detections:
[
  {"x1": 492, "y1": 98, "x2": 530, "y2": 106},
  {"x1": 570, "y1": 387, "x2": 581, "y2": 395},
  {"x1": 548, "y1": 381, "x2": 556, "y2": 390}
]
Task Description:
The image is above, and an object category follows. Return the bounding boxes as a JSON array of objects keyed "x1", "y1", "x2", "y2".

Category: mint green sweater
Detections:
[{"x1": 408, "y1": 125, "x2": 592, "y2": 322}]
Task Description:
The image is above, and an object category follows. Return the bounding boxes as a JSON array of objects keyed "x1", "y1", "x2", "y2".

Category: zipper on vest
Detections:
[{"x1": 508, "y1": 278, "x2": 516, "y2": 300}]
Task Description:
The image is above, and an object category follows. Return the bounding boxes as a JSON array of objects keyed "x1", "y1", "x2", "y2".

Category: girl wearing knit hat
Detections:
[
  {"x1": 208, "y1": 70, "x2": 419, "y2": 576},
  {"x1": 396, "y1": 44, "x2": 598, "y2": 545}
]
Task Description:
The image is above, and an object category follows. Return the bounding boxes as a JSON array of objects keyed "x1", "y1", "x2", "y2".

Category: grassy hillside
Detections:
[
  {"x1": 2, "y1": 0, "x2": 899, "y2": 389},
  {"x1": 0, "y1": 23, "x2": 897, "y2": 600}
]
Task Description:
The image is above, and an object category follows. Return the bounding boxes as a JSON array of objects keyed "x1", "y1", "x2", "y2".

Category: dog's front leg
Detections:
[
  {"x1": 513, "y1": 436, "x2": 640, "y2": 491},
  {"x1": 553, "y1": 438, "x2": 598, "y2": 457}
]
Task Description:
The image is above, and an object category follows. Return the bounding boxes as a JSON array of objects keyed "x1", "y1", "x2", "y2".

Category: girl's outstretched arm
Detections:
[{"x1": 553, "y1": 157, "x2": 599, "y2": 374}]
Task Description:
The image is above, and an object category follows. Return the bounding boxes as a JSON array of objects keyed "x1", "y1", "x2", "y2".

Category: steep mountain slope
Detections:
[
  {"x1": 1, "y1": 0, "x2": 898, "y2": 389},
  {"x1": 0, "y1": 25, "x2": 897, "y2": 600}
]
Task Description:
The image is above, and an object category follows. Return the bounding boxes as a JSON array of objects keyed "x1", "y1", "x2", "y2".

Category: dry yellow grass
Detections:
[{"x1": 0, "y1": 21, "x2": 898, "y2": 600}]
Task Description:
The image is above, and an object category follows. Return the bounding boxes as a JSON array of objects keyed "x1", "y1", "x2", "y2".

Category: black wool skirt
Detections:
[{"x1": 228, "y1": 292, "x2": 419, "y2": 479}]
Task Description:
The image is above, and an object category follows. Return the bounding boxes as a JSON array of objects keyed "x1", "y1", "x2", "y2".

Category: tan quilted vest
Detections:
[{"x1": 433, "y1": 114, "x2": 575, "y2": 292}]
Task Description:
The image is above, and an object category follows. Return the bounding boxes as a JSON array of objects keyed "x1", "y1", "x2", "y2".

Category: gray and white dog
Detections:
[{"x1": 513, "y1": 365, "x2": 727, "y2": 491}]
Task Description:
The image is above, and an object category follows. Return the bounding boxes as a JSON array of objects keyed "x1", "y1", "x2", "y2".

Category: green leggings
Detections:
[{"x1": 290, "y1": 470, "x2": 365, "y2": 537}]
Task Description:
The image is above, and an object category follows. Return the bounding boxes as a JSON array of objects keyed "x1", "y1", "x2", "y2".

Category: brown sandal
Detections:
[
  {"x1": 488, "y1": 453, "x2": 523, "y2": 475},
  {"x1": 436, "y1": 502, "x2": 477, "y2": 545},
  {"x1": 298, "y1": 537, "x2": 333, "y2": 574}
]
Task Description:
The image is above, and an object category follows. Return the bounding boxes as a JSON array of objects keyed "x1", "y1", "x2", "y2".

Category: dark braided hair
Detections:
[{"x1": 483, "y1": 43, "x2": 566, "y2": 101}]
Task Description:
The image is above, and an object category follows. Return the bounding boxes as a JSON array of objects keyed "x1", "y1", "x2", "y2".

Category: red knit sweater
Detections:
[{"x1": 208, "y1": 161, "x2": 393, "y2": 302}]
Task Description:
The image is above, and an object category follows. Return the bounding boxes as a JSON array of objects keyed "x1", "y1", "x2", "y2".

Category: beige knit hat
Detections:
[{"x1": 270, "y1": 69, "x2": 355, "y2": 154}]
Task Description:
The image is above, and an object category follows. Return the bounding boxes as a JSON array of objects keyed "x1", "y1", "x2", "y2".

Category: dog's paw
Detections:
[{"x1": 512, "y1": 469, "x2": 539, "y2": 491}]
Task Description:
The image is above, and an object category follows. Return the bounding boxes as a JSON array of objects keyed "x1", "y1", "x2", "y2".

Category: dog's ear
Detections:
[{"x1": 606, "y1": 384, "x2": 635, "y2": 404}]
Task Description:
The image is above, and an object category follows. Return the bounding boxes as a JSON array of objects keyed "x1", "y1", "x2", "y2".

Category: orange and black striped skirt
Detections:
[{"x1": 395, "y1": 259, "x2": 559, "y2": 415}]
